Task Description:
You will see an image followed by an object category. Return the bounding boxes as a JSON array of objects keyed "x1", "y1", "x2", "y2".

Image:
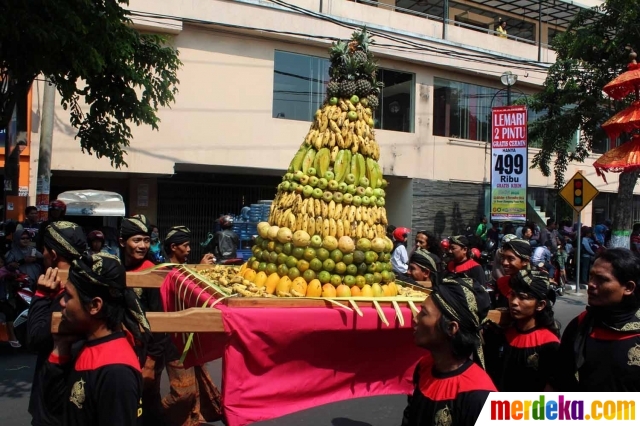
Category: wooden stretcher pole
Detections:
[
  {"x1": 56, "y1": 269, "x2": 169, "y2": 289},
  {"x1": 51, "y1": 309, "x2": 226, "y2": 334}
]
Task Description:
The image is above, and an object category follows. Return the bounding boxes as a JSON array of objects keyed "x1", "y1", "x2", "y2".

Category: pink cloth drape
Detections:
[{"x1": 161, "y1": 270, "x2": 424, "y2": 426}]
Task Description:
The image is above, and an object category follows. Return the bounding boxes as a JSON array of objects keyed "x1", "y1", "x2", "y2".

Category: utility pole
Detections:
[{"x1": 36, "y1": 81, "x2": 55, "y2": 221}]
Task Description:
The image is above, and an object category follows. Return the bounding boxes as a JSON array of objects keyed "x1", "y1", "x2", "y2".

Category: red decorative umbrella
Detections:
[
  {"x1": 603, "y1": 51, "x2": 640, "y2": 100},
  {"x1": 601, "y1": 101, "x2": 640, "y2": 141},
  {"x1": 593, "y1": 135, "x2": 640, "y2": 183}
]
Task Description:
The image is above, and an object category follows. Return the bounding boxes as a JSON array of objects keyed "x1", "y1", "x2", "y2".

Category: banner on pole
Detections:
[{"x1": 490, "y1": 105, "x2": 528, "y2": 222}]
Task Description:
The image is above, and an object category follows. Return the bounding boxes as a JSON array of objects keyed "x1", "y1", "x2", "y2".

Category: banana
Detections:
[
  {"x1": 331, "y1": 145, "x2": 339, "y2": 163},
  {"x1": 351, "y1": 137, "x2": 359, "y2": 154},
  {"x1": 371, "y1": 206, "x2": 379, "y2": 223},
  {"x1": 322, "y1": 129, "x2": 331, "y2": 147},
  {"x1": 314, "y1": 132, "x2": 323, "y2": 150},
  {"x1": 334, "y1": 203, "x2": 343, "y2": 221},
  {"x1": 294, "y1": 193, "x2": 302, "y2": 207},
  {"x1": 364, "y1": 107, "x2": 372, "y2": 118},
  {"x1": 361, "y1": 207, "x2": 368, "y2": 224},
  {"x1": 307, "y1": 215, "x2": 316, "y2": 235},
  {"x1": 329, "y1": 218, "x2": 337, "y2": 237},
  {"x1": 301, "y1": 198, "x2": 309, "y2": 216},
  {"x1": 329, "y1": 132, "x2": 336, "y2": 148},
  {"x1": 357, "y1": 109, "x2": 364, "y2": 121},
  {"x1": 346, "y1": 100, "x2": 356, "y2": 112},
  {"x1": 381, "y1": 207, "x2": 388, "y2": 225},
  {"x1": 356, "y1": 120, "x2": 363, "y2": 137},
  {"x1": 329, "y1": 120, "x2": 341, "y2": 134},
  {"x1": 348, "y1": 205, "x2": 356, "y2": 222},
  {"x1": 302, "y1": 148, "x2": 316, "y2": 174},
  {"x1": 295, "y1": 214, "x2": 304, "y2": 232},
  {"x1": 323, "y1": 219, "x2": 330, "y2": 238},
  {"x1": 314, "y1": 199, "x2": 322, "y2": 217},
  {"x1": 302, "y1": 215, "x2": 309, "y2": 233},
  {"x1": 345, "y1": 132, "x2": 353, "y2": 149},
  {"x1": 316, "y1": 216, "x2": 323, "y2": 234},
  {"x1": 341, "y1": 205, "x2": 350, "y2": 221},
  {"x1": 367, "y1": 209, "x2": 375, "y2": 227},
  {"x1": 315, "y1": 148, "x2": 331, "y2": 177},
  {"x1": 367, "y1": 226, "x2": 375, "y2": 240},
  {"x1": 356, "y1": 222, "x2": 364, "y2": 238},
  {"x1": 355, "y1": 206, "x2": 362, "y2": 222},
  {"x1": 336, "y1": 219, "x2": 344, "y2": 238},
  {"x1": 341, "y1": 121, "x2": 349, "y2": 138},
  {"x1": 321, "y1": 200, "x2": 329, "y2": 218},
  {"x1": 328, "y1": 200, "x2": 336, "y2": 218},
  {"x1": 320, "y1": 113, "x2": 329, "y2": 132},
  {"x1": 288, "y1": 145, "x2": 308, "y2": 173},
  {"x1": 331, "y1": 107, "x2": 340, "y2": 121},
  {"x1": 363, "y1": 223, "x2": 370, "y2": 238},
  {"x1": 377, "y1": 224, "x2": 385, "y2": 237},
  {"x1": 288, "y1": 212, "x2": 296, "y2": 230},
  {"x1": 305, "y1": 129, "x2": 316, "y2": 146},
  {"x1": 339, "y1": 100, "x2": 349, "y2": 111},
  {"x1": 336, "y1": 133, "x2": 345, "y2": 149}
]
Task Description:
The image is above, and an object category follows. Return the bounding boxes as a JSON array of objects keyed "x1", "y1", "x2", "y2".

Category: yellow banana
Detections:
[
  {"x1": 345, "y1": 132, "x2": 353, "y2": 149},
  {"x1": 339, "y1": 100, "x2": 349, "y2": 111},
  {"x1": 334, "y1": 203, "x2": 343, "y2": 221},
  {"x1": 363, "y1": 223, "x2": 370, "y2": 239},
  {"x1": 331, "y1": 145, "x2": 339, "y2": 162},
  {"x1": 341, "y1": 121, "x2": 349, "y2": 138},
  {"x1": 355, "y1": 206, "x2": 362, "y2": 222},
  {"x1": 295, "y1": 193, "x2": 302, "y2": 206},
  {"x1": 305, "y1": 129, "x2": 316, "y2": 145},
  {"x1": 323, "y1": 129, "x2": 331, "y2": 146},
  {"x1": 329, "y1": 218, "x2": 337, "y2": 237},
  {"x1": 307, "y1": 197, "x2": 315, "y2": 217},
  {"x1": 314, "y1": 200, "x2": 322, "y2": 217},
  {"x1": 344, "y1": 220, "x2": 351, "y2": 237},
  {"x1": 301, "y1": 198, "x2": 309, "y2": 216},
  {"x1": 381, "y1": 207, "x2": 388, "y2": 225},
  {"x1": 341, "y1": 205, "x2": 350, "y2": 221},
  {"x1": 336, "y1": 219, "x2": 344, "y2": 238},
  {"x1": 296, "y1": 214, "x2": 304, "y2": 232},
  {"x1": 314, "y1": 133, "x2": 323, "y2": 150},
  {"x1": 302, "y1": 215, "x2": 308, "y2": 233},
  {"x1": 356, "y1": 222, "x2": 364, "y2": 238},
  {"x1": 288, "y1": 212, "x2": 296, "y2": 230},
  {"x1": 323, "y1": 219, "x2": 330, "y2": 238},
  {"x1": 346, "y1": 100, "x2": 356, "y2": 112},
  {"x1": 307, "y1": 215, "x2": 316, "y2": 235},
  {"x1": 329, "y1": 132, "x2": 336, "y2": 149},
  {"x1": 348, "y1": 206, "x2": 356, "y2": 222},
  {"x1": 329, "y1": 120, "x2": 341, "y2": 134},
  {"x1": 321, "y1": 200, "x2": 329, "y2": 218},
  {"x1": 320, "y1": 113, "x2": 329, "y2": 132},
  {"x1": 328, "y1": 200, "x2": 336, "y2": 218},
  {"x1": 367, "y1": 226, "x2": 375, "y2": 240},
  {"x1": 315, "y1": 216, "x2": 323, "y2": 234},
  {"x1": 336, "y1": 133, "x2": 345, "y2": 149},
  {"x1": 331, "y1": 106, "x2": 340, "y2": 121}
]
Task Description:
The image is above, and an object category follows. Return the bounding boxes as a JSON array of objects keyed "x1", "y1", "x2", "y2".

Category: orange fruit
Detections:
[
  {"x1": 382, "y1": 284, "x2": 393, "y2": 297},
  {"x1": 361, "y1": 284, "x2": 373, "y2": 297},
  {"x1": 254, "y1": 271, "x2": 268, "y2": 288},
  {"x1": 387, "y1": 282, "x2": 399, "y2": 296},
  {"x1": 291, "y1": 277, "x2": 308, "y2": 297},
  {"x1": 350, "y1": 285, "x2": 361, "y2": 296},
  {"x1": 265, "y1": 273, "x2": 280, "y2": 295},
  {"x1": 276, "y1": 276, "x2": 292, "y2": 296},
  {"x1": 306, "y1": 279, "x2": 323, "y2": 297},
  {"x1": 336, "y1": 284, "x2": 351, "y2": 297},
  {"x1": 321, "y1": 283, "x2": 337, "y2": 298}
]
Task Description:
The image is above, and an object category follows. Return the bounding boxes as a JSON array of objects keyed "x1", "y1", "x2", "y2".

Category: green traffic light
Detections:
[{"x1": 575, "y1": 197, "x2": 582, "y2": 205}]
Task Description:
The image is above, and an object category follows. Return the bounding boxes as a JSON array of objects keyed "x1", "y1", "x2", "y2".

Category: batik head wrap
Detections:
[
  {"x1": 43, "y1": 221, "x2": 87, "y2": 261},
  {"x1": 430, "y1": 276, "x2": 491, "y2": 368},
  {"x1": 120, "y1": 214, "x2": 151, "y2": 240},
  {"x1": 449, "y1": 235, "x2": 468, "y2": 248},
  {"x1": 501, "y1": 238, "x2": 532, "y2": 260},
  {"x1": 509, "y1": 269, "x2": 552, "y2": 301},
  {"x1": 410, "y1": 249, "x2": 440, "y2": 274},
  {"x1": 164, "y1": 226, "x2": 191, "y2": 246},
  {"x1": 69, "y1": 252, "x2": 151, "y2": 342}
]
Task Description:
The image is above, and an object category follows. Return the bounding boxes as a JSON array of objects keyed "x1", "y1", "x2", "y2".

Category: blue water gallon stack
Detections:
[
  {"x1": 249, "y1": 204, "x2": 263, "y2": 223},
  {"x1": 258, "y1": 200, "x2": 273, "y2": 222}
]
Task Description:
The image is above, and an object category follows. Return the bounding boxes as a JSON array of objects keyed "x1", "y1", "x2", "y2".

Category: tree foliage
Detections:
[
  {"x1": 0, "y1": 0, "x2": 181, "y2": 167},
  {"x1": 525, "y1": 0, "x2": 639, "y2": 187}
]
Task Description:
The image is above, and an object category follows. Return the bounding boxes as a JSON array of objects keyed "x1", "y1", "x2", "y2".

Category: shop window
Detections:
[
  {"x1": 272, "y1": 51, "x2": 330, "y2": 122},
  {"x1": 373, "y1": 69, "x2": 415, "y2": 133},
  {"x1": 548, "y1": 27, "x2": 564, "y2": 45},
  {"x1": 273, "y1": 51, "x2": 415, "y2": 132}
]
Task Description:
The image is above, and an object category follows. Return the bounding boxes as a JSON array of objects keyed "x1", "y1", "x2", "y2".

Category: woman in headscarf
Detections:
[
  {"x1": 41, "y1": 252, "x2": 150, "y2": 426},
  {"x1": 5, "y1": 227, "x2": 43, "y2": 286},
  {"x1": 161, "y1": 226, "x2": 221, "y2": 425},
  {"x1": 119, "y1": 214, "x2": 169, "y2": 426},
  {"x1": 484, "y1": 269, "x2": 560, "y2": 391}
]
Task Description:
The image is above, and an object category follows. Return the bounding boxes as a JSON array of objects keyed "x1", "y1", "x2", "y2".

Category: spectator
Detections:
[
  {"x1": 476, "y1": 216, "x2": 488, "y2": 242},
  {"x1": 539, "y1": 218, "x2": 558, "y2": 253},
  {"x1": 5, "y1": 228, "x2": 43, "y2": 286},
  {"x1": 19, "y1": 206, "x2": 40, "y2": 247},
  {"x1": 496, "y1": 19, "x2": 508, "y2": 38},
  {"x1": 630, "y1": 223, "x2": 640, "y2": 253},
  {"x1": 580, "y1": 227, "x2": 596, "y2": 284},
  {"x1": 391, "y1": 227, "x2": 411, "y2": 276},
  {"x1": 486, "y1": 222, "x2": 500, "y2": 245},
  {"x1": 532, "y1": 241, "x2": 554, "y2": 279}
]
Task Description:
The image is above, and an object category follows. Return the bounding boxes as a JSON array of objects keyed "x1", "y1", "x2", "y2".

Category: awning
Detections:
[{"x1": 57, "y1": 190, "x2": 126, "y2": 217}]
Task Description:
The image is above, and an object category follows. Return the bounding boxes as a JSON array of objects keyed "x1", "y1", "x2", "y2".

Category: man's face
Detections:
[
  {"x1": 43, "y1": 246, "x2": 55, "y2": 269},
  {"x1": 50, "y1": 209, "x2": 62, "y2": 220},
  {"x1": 415, "y1": 234, "x2": 427, "y2": 250},
  {"x1": 121, "y1": 235, "x2": 150, "y2": 263},
  {"x1": 508, "y1": 289, "x2": 542, "y2": 321},
  {"x1": 501, "y1": 249, "x2": 528, "y2": 276},
  {"x1": 91, "y1": 240, "x2": 103, "y2": 253},
  {"x1": 27, "y1": 210, "x2": 38, "y2": 223},
  {"x1": 408, "y1": 263, "x2": 428, "y2": 282},
  {"x1": 172, "y1": 241, "x2": 191, "y2": 264},
  {"x1": 588, "y1": 258, "x2": 635, "y2": 307},
  {"x1": 549, "y1": 222, "x2": 556, "y2": 230},
  {"x1": 482, "y1": 217, "x2": 488, "y2": 224},
  {"x1": 19, "y1": 233, "x2": 31, "y2": 248},
  {"x1": 60, "y1": 281, "x2": 92, "y2": 334},
  {"x1": 523, "y1": 228, "x2": 533, "y2": 239},
  {"x1": 450, "y1": 244, "x2": 467, "y2": 263},
  {"x1": 414, "y1": 296, "x2": 445, "y2": 349}
]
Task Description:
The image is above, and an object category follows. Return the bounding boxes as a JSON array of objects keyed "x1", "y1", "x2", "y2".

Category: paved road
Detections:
[{"x1": 0, "y1": 293, "x2": 587, "y2": 426}]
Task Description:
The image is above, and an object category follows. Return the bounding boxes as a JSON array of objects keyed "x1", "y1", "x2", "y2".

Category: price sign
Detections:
[{"x1": 490, "y1": 105, "x2": 528, "y2": 222}]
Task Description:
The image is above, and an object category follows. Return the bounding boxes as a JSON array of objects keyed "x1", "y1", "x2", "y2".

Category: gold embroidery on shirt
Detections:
[
  {"x1": 527, "y1": 352, "x2": 539, "y2": 370},
  {"x1": 70, "y1": 378, "x2": 86, "y2": 409},
  {"x1": 627, "y1": 344, "x2": 640, "y2": 367},
  {"x1": 435, "y1": 406, "x2": 452, "y2": 426}
]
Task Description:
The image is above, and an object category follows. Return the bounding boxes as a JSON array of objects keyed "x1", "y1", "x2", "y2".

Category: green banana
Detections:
[
  {"x1": 334, "y1": 150, "x2": 351, "y2": 183},
  {"x1": 289, "y1": 145, "x2": 309, "y2": 173},
  {"x1": 302, "y1": 148, "x2": 316, "y2": 174},
  {"x1": 355, "y1": 153, "x2": 366, "y2": 184},
  {"x1": 315, "y1": 148, "x2": 331, "y2": 178},
  {"x1": 366, "y1": 157, "x2": 376, "y2": 189}
]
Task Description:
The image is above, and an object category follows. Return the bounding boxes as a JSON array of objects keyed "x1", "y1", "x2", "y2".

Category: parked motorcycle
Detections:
[
  {"x1": 0, "y1": 269, "x2": 33, "y2": 346},
  {"x1": 478, "y1": 239, "x2": 497, "y2": 284}
]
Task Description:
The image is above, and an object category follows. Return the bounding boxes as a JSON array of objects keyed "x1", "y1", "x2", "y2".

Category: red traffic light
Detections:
[{"x1": 574, "y1": 180, "x2": 583, "y2": 189}]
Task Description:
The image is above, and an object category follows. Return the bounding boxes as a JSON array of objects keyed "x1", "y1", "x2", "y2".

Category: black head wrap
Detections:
[
  {"x1": 164, "y1": 226, "x2": 191, "y2": 246},
  {"x1": 43, "y1": 221, "x2": 87, "y2": 261},
  {"x1": 502, "y1": 238, "x2": 532, "y2": 260},
  {"x1": 509, "y1": 269, "x2": 553, "y2": 301},
  {"x1": 430, "y1": 275, "x2": 491, "y2": 368},
  {"x1": 449, "y1": 235, "x2": 468, "y2": 248},
  {"x1": 410, "y1": 249, "x2": 440, "y2": 274},
  {"x1": 120, "y1": 214, "x2": 151, "y2": 240},
  {"x1": 69, "y1": 252, "x2": 151, "y2": 343}
]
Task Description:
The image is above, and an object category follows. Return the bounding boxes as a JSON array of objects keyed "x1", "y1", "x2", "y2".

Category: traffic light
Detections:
[{"x1": 574, "y1": 179, "x2": 583, "y2": 206}]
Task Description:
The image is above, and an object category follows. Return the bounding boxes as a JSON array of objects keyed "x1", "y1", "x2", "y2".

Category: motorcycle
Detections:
[
  {"x1": 0, "y1": 269, "x2": 33, "y2": 346},
  {"x1": 478, "y1": 240, "x2": 497, "y2": 284},
  {"x1": 535, "y1": 262, "x2": 565, "y2": 298}
]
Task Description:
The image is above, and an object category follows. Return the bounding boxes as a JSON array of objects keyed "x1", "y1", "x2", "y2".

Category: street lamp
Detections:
[{"x1": 500, "y1": 71, "x2": 518, "y2": 105}]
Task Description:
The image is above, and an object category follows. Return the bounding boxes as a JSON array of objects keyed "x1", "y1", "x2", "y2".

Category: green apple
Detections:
[
  {"x1": 333, "y1": 192, "x2": 344, "y2": 203},
  {"x1": 345, "y1": 174, "x2": 356, "y2": 184},
  {"x1": 284, "y1": 173, "x2": 293, "y2": 181},
  {"x1": 381, "y1": 179, "x2": 388, "y2": 189},
  {"x1": 303, "y1": 185, "x2": 314, "y2": 197},
  {"x1": 281, "y1": 181, "x2": 291, "y2": 191},
  {"x1": 329, "y1": 97, "x2": 338, "y2": 105},
  {"x1": 322, "y1": 191, "x2": 333, "y2": 203},
  {"x1": 312, "y1": 188, "x2": 323, "y2": 199},
  {"x1": 309, "y1": 176, "x2": 319, "y2": 187},
  {"x1": 299, "y1": 174, "x2": 310, "y2": 185},
  {"x1": 362, "y1": 196, "x2": 371, "y2": 206},
  {"x1": 290, "y1": 182, "x2": 299, "y2": 192},
  {"x1": 373, "y1": 188, "x2": 384, "y2": 198},
  {"x1": 343, "y1": 193, "x2": 353, "y2": 204},
  {"x1": 295, "y1": 184, "x2": 304, "y2": 193},
  {"x1": 376, "y1": 196, "x2": 385, "y2": 206},
  {"x1": 328, "y1": 179, "x2": 339, "y2": 191},
  {"x1": 348, "y1": 111, "x2": 358, "y2": 121},
  {"x1": 353, "y1": 195, "x2": 362, "y2": 206},
  {"x1": 307, "y1": 167, "x2": 317, "y2": 176},
  {"x1": 359, "y1": 177, "x2": 369, "y2": 187},
  {"x1": 338, "y1": 182, "x2": 348, "y2": 193},
  {"x1": 369, "y1": 195, "x2": 377, "y2": 205},
  {"x1": 350, "y1": 95, "x2": 360, "y2": 104},
  {"x1": 355, "y1": 186, "x2": 366, "y2": 196},
  {"x1": 310, "y1": 235, "x2": 323, "y2": 248},
  {"x1": 325, "y1": 171, "x2": 335, "y2": 180},
  {"x1": 317, "y1": 178, "x2": 328, "y2": 190},
  {"x1": 364, "y1": 187, "x2": 373, "y2": 197},
  {"x1": 346, "y1": 184, "x2": 356, "y2": 195},
  {"x1": 293, "y1": 171, "x2": 304, "y2": 181}
]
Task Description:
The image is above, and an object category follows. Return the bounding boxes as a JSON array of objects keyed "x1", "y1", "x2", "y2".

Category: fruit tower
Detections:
[{"x1": 245, "y1": 29, "x2": 397, "y2": 298}]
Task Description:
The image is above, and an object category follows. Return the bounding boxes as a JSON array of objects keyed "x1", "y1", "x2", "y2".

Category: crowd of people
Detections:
[{"x1": 0, "y1": 205, "x2": 637, "y2": 425}]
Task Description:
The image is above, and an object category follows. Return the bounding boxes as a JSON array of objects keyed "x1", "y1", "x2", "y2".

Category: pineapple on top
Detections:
[{"x1": 326, "y1": 29, "x2": 382, "y2": 110}]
